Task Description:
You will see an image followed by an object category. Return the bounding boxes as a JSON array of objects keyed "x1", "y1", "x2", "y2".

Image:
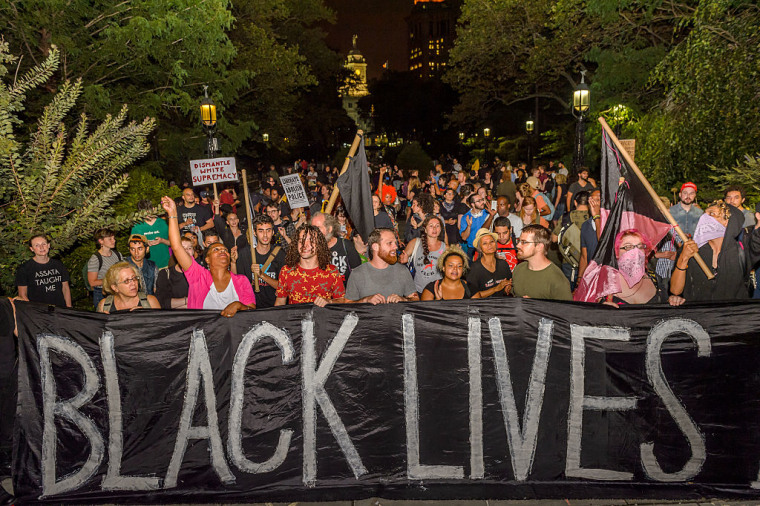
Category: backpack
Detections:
[
  {"x1": 535, "y1": 191, "x2": 555, "y2": 218},
  {"x1": 557, "y1": 214, "x2": 582, "y2": 268},
  {"x1": 82, "y1": 251, "x2": 123, "y2": 291}
]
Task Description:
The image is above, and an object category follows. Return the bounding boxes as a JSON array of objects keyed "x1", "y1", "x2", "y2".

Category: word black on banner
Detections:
[{"x1": 10, "y1": 298, "x2": 760, "y2": 503}]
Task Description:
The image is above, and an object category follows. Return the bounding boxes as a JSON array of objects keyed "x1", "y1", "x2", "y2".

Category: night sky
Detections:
[{"x1": 323, "y1": 0, "x2": 412, "y2": 80}]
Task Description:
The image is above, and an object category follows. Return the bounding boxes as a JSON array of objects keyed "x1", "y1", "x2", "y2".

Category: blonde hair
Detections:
[
  {"x1": 707, "y1": 199, "x2": 731, "y2": 222},
  {"x1": 436, "y1": 244, "x2": 470, "y2": 274},
  {"x1": 555, "y1": 174, "x2": 567, "y2": 185},
  {"x1": 103, "y1": 262, "x2": 142, "y2": 295}
]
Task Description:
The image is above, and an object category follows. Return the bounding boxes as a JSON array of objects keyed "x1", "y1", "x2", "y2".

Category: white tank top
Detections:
[
  {"x1": 412, "y1": 240, "x2": 445, "y2": 293},
  {"x1": 202, "y1": 278, "x2": 239, "y2": 310}
]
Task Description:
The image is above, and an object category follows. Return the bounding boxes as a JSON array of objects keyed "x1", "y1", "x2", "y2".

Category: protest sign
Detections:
[
  {"x1": 190, "y1": 157, "x2": 238, "y2": 186},
  {"x1": 279, "y1": 174, "x2": 310, "y2": 208}
]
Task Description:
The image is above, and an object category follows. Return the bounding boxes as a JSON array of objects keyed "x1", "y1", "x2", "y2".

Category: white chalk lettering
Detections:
[
  {"x1": 403, "y1": 313, "x2": 465, "y2": 480},
  {"x1": 100, "y1": 331, "x2": 161, "y2": 491},
  {"x1": 642, "y1": 318, "x2": 709, "y2": 482},
  {"x1": 488, "y1": 317, "x2": 553, "y2": 481},
  {"x1": 229, "y1": 322, "x2": 295, "y2": 474},
  {"x1": 39, "y1": 334, "x2": 105, "y2": 497},
  {"x1": 165, "y1": 330, "x2": 234, "y2": 488},
  {"x1": 302, "y1": 313, "x2": 367, "y2": 486},
  {"x1": 566, "y1": 325, "x2": 637, "y2": 481},
  {"x1": 468, "y1": 316, "x2": 484, "y2": 479}
]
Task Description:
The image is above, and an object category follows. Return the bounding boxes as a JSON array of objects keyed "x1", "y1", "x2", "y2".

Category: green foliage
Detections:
[
  {"x1": 640, "y1": 0, "x2": 760, "y2": 185},
  {"x1": 395, "y1": 142, "x2": 433, "y2": 179},
  {"x1": 0, "y1": 0, "x2": 339, "y2": 173},
  {"x1": 709, "y1": 154, "x2": 760, "y2": 207},
  {"x1": 0, "y1": 44, "x2": 156, "y2": 295}
]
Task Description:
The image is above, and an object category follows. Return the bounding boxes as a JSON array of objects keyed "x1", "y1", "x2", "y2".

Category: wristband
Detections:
[
  {"x1": 168, "y1": 216, "x2": 178, "y2": 220},
  {"x1": 675, "y1": 265, "x2": 687, "y2": 271},
  {"x1": 592, "y1": 215, "x2": 601, "y2": 220}
]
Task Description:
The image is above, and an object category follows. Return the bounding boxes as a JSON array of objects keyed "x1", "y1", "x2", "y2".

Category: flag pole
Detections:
[
  {"x1": 325, "y1": 130, "x2": 363, "y2": 215},
  {"x1": 241, "y1": 169, "x2": 259, "y2": 292},
  {"x1": 598, "y1": 118, "x2": 714, "y2": 280}
]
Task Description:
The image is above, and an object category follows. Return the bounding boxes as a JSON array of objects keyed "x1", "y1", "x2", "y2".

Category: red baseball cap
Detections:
[{"x1": 680, "y1": 182, "x2": 697, "y2": 193}]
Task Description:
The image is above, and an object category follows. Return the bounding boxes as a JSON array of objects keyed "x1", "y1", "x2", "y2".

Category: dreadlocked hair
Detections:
[
  {"x1": 419, "y1": 215, "x2": 444, "y2": 265},
  {"x1": 284, "y1": 224, "x2": 331, "y2": 270}
]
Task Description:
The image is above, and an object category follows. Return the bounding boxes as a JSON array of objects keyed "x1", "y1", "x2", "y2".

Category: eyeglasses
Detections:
[
  {"x1": 118, "y1": 276, "x2": 139, "y2": 285},
  {"x1": 516, "y1": 239, "x2": 537, "y2": 245},
  {"x1": 619, "y1": 244, "x2": 647, "y2": 251}
]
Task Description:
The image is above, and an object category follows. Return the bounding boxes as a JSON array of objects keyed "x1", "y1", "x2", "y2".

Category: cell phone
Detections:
[{"x1": 491, "y1": 201, "x2": 497, "y2": 211}]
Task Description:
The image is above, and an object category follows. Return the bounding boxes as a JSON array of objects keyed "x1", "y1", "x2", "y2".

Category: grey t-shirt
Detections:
[
  {"x1": 345, "y1": 262, "x2": 417, "y2": 301},
  {"x1": 87, "y1": 250, "x2": 124, "y2": 281}
]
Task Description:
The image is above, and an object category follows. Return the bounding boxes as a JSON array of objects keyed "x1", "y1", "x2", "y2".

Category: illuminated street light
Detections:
[
  {"x1": 572, "y1": 71, "x2": 590, "y2": 172},
  {"x1": 200, "y1": 85, "x2": 218, "y2": 158}
]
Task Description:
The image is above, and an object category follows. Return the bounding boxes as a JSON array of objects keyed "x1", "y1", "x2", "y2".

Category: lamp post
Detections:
[
  {"x1": 200, "y1": 85, "x2": 218, "y2": 158},
  {"x1": 572, "y1": 70, "x2": 590, "y2": 172},
  {"x1": 483, "y1": 127, "x2": 491, "y2": 164},
  {"x1": 525, "y1": 115, "x2": 534, "y2": 166}
]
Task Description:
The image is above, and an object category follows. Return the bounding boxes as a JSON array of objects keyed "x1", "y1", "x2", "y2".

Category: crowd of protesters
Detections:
[{"x1": 13, "y1": 156, "x2": 760, "y2": 314}]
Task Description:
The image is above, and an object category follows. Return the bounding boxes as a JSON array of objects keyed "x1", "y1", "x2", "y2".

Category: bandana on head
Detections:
[
  {"x1": 617, "y1": 248, "x2": 647, "y2": 287},
  {"x1": 693, "y1": 213, "x2": 725, "y2": 248}
]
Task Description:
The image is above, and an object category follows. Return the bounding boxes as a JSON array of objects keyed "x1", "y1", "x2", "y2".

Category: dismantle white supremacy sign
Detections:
[{"x1": 190, "y1": 157, "x2": 238, "y2": 186}]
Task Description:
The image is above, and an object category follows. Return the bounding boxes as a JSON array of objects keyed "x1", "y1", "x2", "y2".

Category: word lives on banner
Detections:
[{"x1": 11, "y1": 298, "x2": 760, "y2": 503}]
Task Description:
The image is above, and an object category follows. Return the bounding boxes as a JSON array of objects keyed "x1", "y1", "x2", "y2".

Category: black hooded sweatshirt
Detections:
[{"x1": 680, "y1": 204, "x2": 760, "y2": 301}]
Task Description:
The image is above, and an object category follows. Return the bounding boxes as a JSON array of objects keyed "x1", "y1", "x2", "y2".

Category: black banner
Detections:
[{"x1": 11, "y1": 299, "x2": 760, "y2": 503}]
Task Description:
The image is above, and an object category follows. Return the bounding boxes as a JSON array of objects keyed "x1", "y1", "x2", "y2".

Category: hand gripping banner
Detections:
[{"x1": 10, "y1": 298, "x2": 760, "y2": 503}]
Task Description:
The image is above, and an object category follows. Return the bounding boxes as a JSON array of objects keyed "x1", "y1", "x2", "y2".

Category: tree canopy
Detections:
[{"x1": 446, "y1": 0, "x2": 760, "y2": 191}]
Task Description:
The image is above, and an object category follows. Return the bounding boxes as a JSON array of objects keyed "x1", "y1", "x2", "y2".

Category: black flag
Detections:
[{"x1": 337, "y1": 135, "x2": 374, "y2": 242}]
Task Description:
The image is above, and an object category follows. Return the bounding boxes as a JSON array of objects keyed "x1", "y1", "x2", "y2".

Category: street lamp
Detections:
[
  {"x1": 262, "y1": 133, "x2": 269, "y2": 142},
  {"x1": 200, "y1": 85, "x2": 218, "y2": 158},
  {"x1": 525, "y1": 115, "x2": 534, "y2": 165},
  {"x1": 458, "y1": 132, "x2": 465, "y2": 141},
  {"x1": 572, "y1": 70, "x2": 590, "y2": 172},
  {"x1": 483, "y1": 128, "x2": 491, "y2": 163}
]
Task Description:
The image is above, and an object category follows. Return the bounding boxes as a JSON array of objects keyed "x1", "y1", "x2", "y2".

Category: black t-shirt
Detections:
[
  {"x1": 253, "y1": 247, "x2": 286, "y2": 309},
  {"x1": 440, "y1": 201, "x2": 469, "y2": 244},
  {"x1": 330, "y1": 238, "x2": 362, "y2": 283},
  {"x1": 235, "y1": 245, "x2": 286, "y2": 309},
  {"x1": 423, "y1": 279, "x2": 472, "y2": 300},
  {"x1": 466, "y1": 258, "x2": 512, "y2": 296},
  {"x1": 177, "y1": 203, "x2": 213, "y2": 233},
  {"x1": 14, "y1": 258, "x2": 70, "y2": 307}
]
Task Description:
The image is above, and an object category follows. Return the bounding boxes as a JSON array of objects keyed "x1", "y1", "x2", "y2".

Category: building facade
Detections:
[
  {"x1": 340, "y1": 35, "x2": 371, "y2": 130},
  {"x1": 406, "y1": 0, "x2": 461, "y2": 79}
]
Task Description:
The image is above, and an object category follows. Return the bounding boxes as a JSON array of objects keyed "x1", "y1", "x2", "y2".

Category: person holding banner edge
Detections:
[{"x1": 161, "y1": 196, "x2": 255, "y2": 316}]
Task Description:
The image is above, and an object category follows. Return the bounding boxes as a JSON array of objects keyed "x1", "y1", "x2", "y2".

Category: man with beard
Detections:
[
  {"x1": 566, "y1": 166, "x2": 597, "y2": 211},
  {"x1": 344, "y1": 228, "x2": 419, "y2": 304},
  {"x1": 275, "y1": 224, "x2": 345, "y2": 307},
  {"x1": 511, "y1": 225, "x2": 572, "y2": 300},
  {"x1": 310, "y1": 212, "x2": 362, "y2": 283},
  {"x1": 177, "y1": 187, "x2": 215, "y2": 238},
  {"x1": 483, "y1": 195, "x2": 523, "y2": 238},
  {"x1": 669, "y1": 182, "x2": 703, "y2": 239},
  {"x1": 459, "y1": 193, "x2": 489, "y2": 259}
]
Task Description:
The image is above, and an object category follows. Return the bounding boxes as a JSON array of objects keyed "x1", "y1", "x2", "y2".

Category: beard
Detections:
[{"x1": 378, "y1": 249, "x2": 398, "y2": 265}]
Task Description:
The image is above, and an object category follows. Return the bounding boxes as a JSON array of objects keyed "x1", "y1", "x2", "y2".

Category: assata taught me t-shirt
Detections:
[{"x1": 15, "y1": 258, "x2": 70, "y2": 307}]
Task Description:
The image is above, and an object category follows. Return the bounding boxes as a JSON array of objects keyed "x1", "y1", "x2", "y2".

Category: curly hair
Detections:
[
  {"x1": 436, "y1": 244, "x2": 470, "y2": 275},
  {"x1": 419, "y1": 215, "x2": 444, "y2": 265},
  {"x1": 707, "y1": 199, "x2": 732, "y2": 222},
  {"x1": 284, "y1": 224, "x2": 331, "y2": 270}
]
